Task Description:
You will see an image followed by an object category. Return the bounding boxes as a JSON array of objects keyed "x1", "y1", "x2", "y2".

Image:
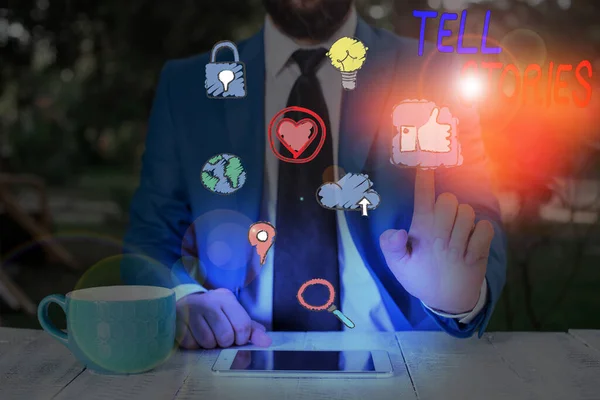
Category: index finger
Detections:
[{"x1": 413, "y1": 168, "x2": 435, "y2": 216}]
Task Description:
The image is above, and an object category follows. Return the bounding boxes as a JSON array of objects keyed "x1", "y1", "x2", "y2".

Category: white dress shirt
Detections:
[{"x1": 175, "y1": 6, "x2": 487, "y2": 330}]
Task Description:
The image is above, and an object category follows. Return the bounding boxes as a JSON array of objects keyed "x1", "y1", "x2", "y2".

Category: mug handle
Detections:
[{"x1": 37, "y1": 294, "x2": 68, "y2": 346}]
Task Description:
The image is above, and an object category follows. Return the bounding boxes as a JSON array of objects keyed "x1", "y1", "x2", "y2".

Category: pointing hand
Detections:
[
  {"x1": 176, "y1": 289, "x2": 272, "y2": 349},
  {"x1": 379, "y1": 170, "x2": 494, "y2": 314}
]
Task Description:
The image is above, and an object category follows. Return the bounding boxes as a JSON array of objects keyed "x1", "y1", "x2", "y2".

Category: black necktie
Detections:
[{"x1": 272, "y1": 48, "x2": 341, "y2": 331}]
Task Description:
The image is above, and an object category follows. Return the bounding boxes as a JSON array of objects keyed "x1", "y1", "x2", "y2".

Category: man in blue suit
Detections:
[{"x1": 122, "y1": 0, "x2": 506, "y2": 350}]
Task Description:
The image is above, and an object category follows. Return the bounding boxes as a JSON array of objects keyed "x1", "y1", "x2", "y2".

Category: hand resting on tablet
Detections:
[{"x1": 176, "y1": 288, "x2": 272, "y2": 349}]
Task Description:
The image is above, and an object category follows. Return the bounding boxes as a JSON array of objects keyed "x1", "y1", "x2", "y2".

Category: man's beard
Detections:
[{"x1": 263, "y1": 0, "x2": 353, "y2": 42}]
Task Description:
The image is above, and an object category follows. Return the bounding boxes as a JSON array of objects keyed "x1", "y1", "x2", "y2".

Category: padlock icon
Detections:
[{"x1": 205, "y1": 40, "x2": 247, "y2": 99}]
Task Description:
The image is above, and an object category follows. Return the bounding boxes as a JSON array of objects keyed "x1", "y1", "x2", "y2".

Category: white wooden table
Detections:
[{"x1": 1, "y1": 328, "x2": 599, "y2": 400}]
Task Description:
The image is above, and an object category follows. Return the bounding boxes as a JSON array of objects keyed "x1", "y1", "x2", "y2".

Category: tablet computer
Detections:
[{"x1": 212, "y1": 349, "x2": 393, "y2": 378}]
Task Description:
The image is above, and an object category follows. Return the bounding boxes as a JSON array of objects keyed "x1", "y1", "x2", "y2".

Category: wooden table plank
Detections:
[
  {"x1": 51, "y1": 351, "x2": 203, "y2": 400},
  {"x1": 396, "y1": 331, "x2": 538, "y2": 400},
  {"x1": 176, "y1": 331, "x2": 417, "y2": 400},
  {"x1": 296, "y1": 331, "x2": 416, "y2": 400},
  {"x1": 569, "y1": 330, "x2": 600, "y2": 353},
  {"x1": 487, "y1": 332, "x2": 600, "y2": 400},
  {"x1": 0, "y1": 327, "x2": 42, "y2": 342},
  {"x1": 174, "y1": 332, "x2": 307, "y2": 400},
  {"x1": 0, "y1": 328, "x2": 44, "y2": 350},
  {"x1": 2, "y1": 328, "x2": 600, "y2": 400},
  {"x1": 0, "y1": 332, "x2": 84, "y2": 400},
  {"x1": 0, "y1": 328, "x2": 43, "y2": 358}
]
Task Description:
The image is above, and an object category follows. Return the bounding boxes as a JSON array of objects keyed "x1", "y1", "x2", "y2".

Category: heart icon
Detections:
[{"x1": 275, "y1": 118, "x2": 318, "y2": 159}]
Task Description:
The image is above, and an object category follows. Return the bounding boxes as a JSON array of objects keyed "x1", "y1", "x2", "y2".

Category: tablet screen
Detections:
[{"x1": 230, "y1": 350, "x2": 376, "y2": 372}]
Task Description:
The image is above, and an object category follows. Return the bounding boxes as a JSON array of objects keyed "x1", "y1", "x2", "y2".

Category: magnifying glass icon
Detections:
[{"x1": 296, "y1": 278, "x2": 355, "y2": 329}]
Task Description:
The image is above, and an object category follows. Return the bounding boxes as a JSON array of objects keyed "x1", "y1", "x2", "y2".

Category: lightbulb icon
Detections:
[
  {"x1": 326, "y1": 37, "x2": 368, "y2": 90},
  {"x1": 218, "y1": 69, "x2": 235, "y2": 92}
]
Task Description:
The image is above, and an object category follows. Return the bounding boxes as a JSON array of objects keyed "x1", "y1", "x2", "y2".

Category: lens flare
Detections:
[{"x1": 458, "y1": 74, "x2": 485, "y2": 102}]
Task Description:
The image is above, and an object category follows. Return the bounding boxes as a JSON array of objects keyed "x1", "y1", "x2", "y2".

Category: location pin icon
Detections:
[{"x1": 248, "y1": 222, "x2": 276, "y2": 265}]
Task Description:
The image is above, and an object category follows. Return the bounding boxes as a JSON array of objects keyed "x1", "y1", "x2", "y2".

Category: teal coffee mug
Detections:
[{"x1": 38, "y1": 285, "x2": 176, "y2": 374}]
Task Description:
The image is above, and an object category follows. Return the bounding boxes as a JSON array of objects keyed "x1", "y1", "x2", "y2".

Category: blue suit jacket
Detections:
[{"x1": 122, "y1": 18, "x2": 507, "y2": 338}]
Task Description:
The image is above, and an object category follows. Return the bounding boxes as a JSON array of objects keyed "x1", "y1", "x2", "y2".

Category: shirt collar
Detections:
[{"x1": 264, "y1": 6, "x2": 358, "y2": 78}]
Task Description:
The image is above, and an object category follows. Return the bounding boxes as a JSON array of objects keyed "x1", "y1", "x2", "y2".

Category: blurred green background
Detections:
[{"x1": 0, "y1": 0, "x2": 599, "y2": 332}]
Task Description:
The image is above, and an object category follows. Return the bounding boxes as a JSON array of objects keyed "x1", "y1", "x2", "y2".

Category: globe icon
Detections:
[{"x1": 201, "y1": 153, "x2": 247, "y2": 195}]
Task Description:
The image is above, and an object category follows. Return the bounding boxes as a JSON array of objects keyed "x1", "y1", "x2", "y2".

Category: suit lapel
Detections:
[
  {"x1": 223, "y1": 30, "x2": 266, "y2": 220},
  {"x1": 339, "y1": 19, "x2": 396, "y2": 173},
  {"x1": 197, "y1": 31, "x2": 265, "y2": 292}
]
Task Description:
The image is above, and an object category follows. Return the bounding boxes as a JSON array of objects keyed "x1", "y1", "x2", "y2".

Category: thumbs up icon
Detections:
[
  {"x1": 391, "y1": 100, "x2": 463, "y2": 169},
  {"x1": 417, "y1": 108, "x2": 452, "y2": 152}
]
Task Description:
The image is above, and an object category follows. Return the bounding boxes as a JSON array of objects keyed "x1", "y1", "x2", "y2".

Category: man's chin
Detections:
[
  {"x1": 289, "y1": 0, "x2": 322, "y2": 10},
  {"x1": 264, "y1": 0, "x2": 353, "y2": 42}
]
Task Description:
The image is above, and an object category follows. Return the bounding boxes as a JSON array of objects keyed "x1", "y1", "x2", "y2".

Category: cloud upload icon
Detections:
[{"x1": 316, "y1": 173, "x2": 381, "y2": 211}]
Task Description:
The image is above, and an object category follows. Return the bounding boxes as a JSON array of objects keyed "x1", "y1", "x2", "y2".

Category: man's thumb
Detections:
[
  {"x1": 250, "y1": 321, "x2": 272, "y2": 347},
  {"x1": 379, "y1": 229, "x2": 409, "y2": 266}
]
